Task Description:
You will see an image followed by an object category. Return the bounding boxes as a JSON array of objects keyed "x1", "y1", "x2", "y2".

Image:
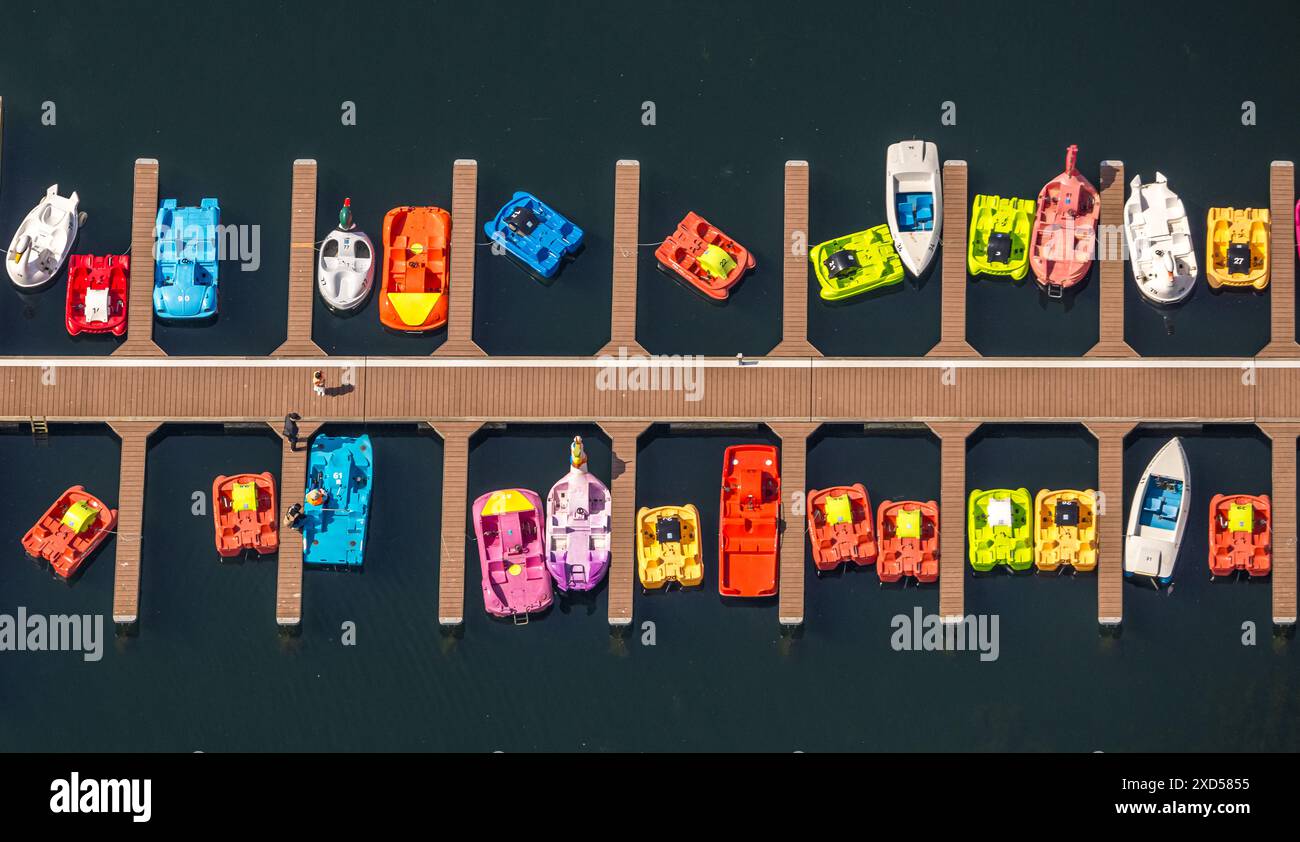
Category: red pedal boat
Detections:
[
  {"x1": 65, "y1": 254, "x2": 129, "y2": 336},
  {"x1": 876, "y1": 500, "x2": 938, "y2": 583},
  {"x1": 1028, "y1": 145, "x2": 1099, "y2": 298},
  {"x1": 1208, "y1": 493, "x2": 1270, "y2": 578},
  {"x1": 718, "y1": 444, "x2": 780, "y2": 597},
  {"x1": 212, "y1": 472, "x2": 279, "y2": 558},
  {"x1": 21, "y1": 485, "x2": 117, "y2": 579},
  {"x1": 807, "y1": 484, "x2": 877, "y2": 571},
  {"x1": 655, "y1": 212, "x2": 755, "y2": 300}
]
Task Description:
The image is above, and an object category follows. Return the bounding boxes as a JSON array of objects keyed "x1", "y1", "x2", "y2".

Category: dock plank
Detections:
[
  {"x1": 599, "y1": 421, "x2": 650, "y2": 625},
  {"x1": 1260, "y1": 424, "x2": 1300, "y2": 625},
  {"x1": 1086, "y1": 422, "x2": 1135, "y2": 625},
  {"x1": 107, "y1": 421, "x2": 159, "y2": 624},
  {"x1": 435, "y1": 160, "x2": 486, "y2": 357},
  {"x1": 274, "y1": 420, "x2": 320, "y2": 626},
  {"x1": 433, "y1": 422, "x2": 479, "y2": 626},
  {"x1": 772, "y1": 161, "x2": 819, "y2": 356},
  {"x1": 772, "y1": 422, "x2": 820, "y2": 626},
  {"x1": 601, "y1": 161, "x2": 646, "y2": 356},
  {"x1": 274, "y1": 160, "x2": 322, "y2": 357},
  {"x1": 929, "y1": 422, "x2": 977, "y2": 621},
  {"x1": 1088, "y1": 161, "x2": 1137, "y2": 356},
  {"x1": 1261, "y1": 162, "x2": 1298, "y2": 356},
  {"x1": 928, "y1": 161, "x2": 977, "y2": 357},
  {"x1": 115, "y1": 160, "x2": 163, "y2": 357}
]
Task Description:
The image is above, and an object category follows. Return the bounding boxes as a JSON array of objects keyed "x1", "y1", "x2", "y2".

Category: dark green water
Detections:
[{"x1": 1, "y1": 1, "x2": 1298, "y2": 751}]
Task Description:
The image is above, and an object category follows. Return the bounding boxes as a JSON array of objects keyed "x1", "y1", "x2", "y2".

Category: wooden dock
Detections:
[
  {"x1": 275, "y1": 160, "x2": 322, "y2": 357},
  {"x1": 275, "y1": 420, "x2": 320, "y2": 626},
  {"x1": 10, "y1": 159, "x2": 1300, "y2": 632},
  {"x1": 773, "y1": 423, "x2": 818, "y2": 625},
  {"x1": 929, "y1": 161, "x2": 977, "y2": 358},
  {"x1": 108, "y1": 421, "x2": 158, "y2": 624},
  {"x1": 433, "y1": 422, "x2": 478, "y2": 626},
  {"x1": 602, "y1": 160, "x2": 645, "y2": 356},
  {"x1": 1087, "y1": 422, "x2": 1134, "y2": 625},
  {"x1": 1089, "y1": 161, "x2": 1136, "y2": 357},
  {"x1": 436, "y1": 160, "x2": 487, "y2": 357},
  {"x1": 116, "y1": 159, "x2": 163, "y2": 357},
  {"x1": 600, "y1": 421, "x2": 649, "y2": 625},
  {"x1": 1262, "y1": 162, "x2": 1298, "y2": 357},
  {"x1": 772, "y1": 161, "x2": 819, "y2": 356}
]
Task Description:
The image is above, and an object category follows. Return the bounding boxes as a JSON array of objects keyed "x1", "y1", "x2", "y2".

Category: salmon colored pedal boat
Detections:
[
  {"x1": 21, "y1": 485, "x2": 117, "y2": 579},
  {"x1": 380, "y1": 206, "x2": 451, "y2": 332},
  {"x1": 212, "y1": 472, "x2": 279, "y2": 558},
  {"x1": 655, "y1": 211, "x2": 755, "y2": 300},
  {"x1": 1029, "y1": 144, "x2": 1099, "y2": 298},
  {"x1": 1208, "y1": 493, "x2": 1271, "y2": 578},
  {"x1": 875, "y1": 500, "x2": 938, "y2": 584},
  {"x1": 718, "y1": 444, "x2": 780, "y2": 597},
  {"x1": 806, "y1": 484, "x2": 876, "y2": 571}
]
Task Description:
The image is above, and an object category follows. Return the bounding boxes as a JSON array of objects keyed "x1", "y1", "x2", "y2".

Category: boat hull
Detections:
[
  {"x1": 213, "y1": 472, "x2": 279, "y2": 558},
  {"x1": 153, "y1": 198, "x2": 221, "y2": 319},
  {"x1": 1208, "y1": 493, "x2": 1271, "y2": 577},
  {"x1": 810, "y1": 224, "x2": 904, "y2": 300},
  {"x1": 654, "y1": 211, "x2": 754, "y2": 300},
  {"x1": 484, "y1": 192, "x2": 583, "y2": 280},
  {"x1": 967, "y1": 488, "x2": 1033, "y2": 572},
  {"x1": 545, "y1": 466, "x2": 611, "y2": 592},
  {"x1": 380, "y1": 206, "x2": 451, "y2": 332},
  {"x1": 66, "y1": 254, "x2": 129, "y2": 336},
  {"x1": 1124, "y1": 174, "x2": 1198, "y2": 304},
  {"x1": 1124, "y1": 437, "x2": 1190, "y2": 582},
  {"x1": 474, "y1": 488, "x2": 553, "y2": 618},
  {"x1": 718, "y1": 444, "x2": 780, "y2": 597},
  {"x1": 1028, "y1": 146, "x2": 1099, "y2": 293},
  {"x1": 969, "y1": 195, "x2": 1036, "y2": 281},
  {"x1": 21, "y1": 485, "x2": 117, "y2": 579},
  {"x1": 806, "y1": 484, "x2": 877, "y2": 571},
  {"x1": 7, "y1": 185, "x2": 80, "y2": 289},
  {"x1": 885, "y1": 141, "x2": 942, "y2": 277},
  {"x1": 876, "y1": 500, "x2": 939, "y2": 583},
  {"x1": 318, "y1": 227, "x2": 376, "y2": 311},
  {"x1": 1206, "y1": 208, "x2": 1269, "y2": 290},
  {"x1": 1033, "y1": 489, "x2": 1098, "y2": 572},
  {"x1": 637, "y1": 504, "x2": 703, "y2": 589},
  {"x1": 302, "y1": 435, "x2": 373, "y2": 567}
]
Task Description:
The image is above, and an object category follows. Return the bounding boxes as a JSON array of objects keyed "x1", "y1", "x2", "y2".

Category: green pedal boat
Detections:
[
  {"x1": 967, "y1": 195, "x2": 1036, "y2": 281},
  {"x1": 967, "y1": 488, "x2": 1033, "y2": 572},
  {"x1": 810, "y1": 224, "x2": 904, "y2": 301}
]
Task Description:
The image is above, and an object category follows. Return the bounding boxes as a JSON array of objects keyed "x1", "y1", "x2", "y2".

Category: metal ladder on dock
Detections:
[{"x1": 28, "y1": 416, "x2": 48, "y2": 443}]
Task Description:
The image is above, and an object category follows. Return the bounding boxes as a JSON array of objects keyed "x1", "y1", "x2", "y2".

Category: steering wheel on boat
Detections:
[{"x1": 575, "y1": 507, "x2": 588, "y2": 518}]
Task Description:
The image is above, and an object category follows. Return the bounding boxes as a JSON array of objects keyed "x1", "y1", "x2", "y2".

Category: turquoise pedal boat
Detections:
[{"x1": 303, "y1": 434, "x2": 373, "y2": 568}]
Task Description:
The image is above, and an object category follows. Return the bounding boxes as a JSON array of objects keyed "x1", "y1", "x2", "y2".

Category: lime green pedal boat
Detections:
[
  {"x1": 810, "y1": 224, "x2": 905, "y2": 301},
  {"x1": 967, "y1": 195, "x2": 1036, "y2": 281},
  {"x1": 967, "y1": 488, "x2": 1033, "y2": 572}
]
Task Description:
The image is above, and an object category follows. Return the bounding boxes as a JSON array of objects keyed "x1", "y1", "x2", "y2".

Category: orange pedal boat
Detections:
[
  {"x1": 876, "y1": 500, "x2": 939, "y2": 584},
  {"x1": 21, "y1": 485, "x2": 117, "y2": 579},
  {"x1": 380, "y1": 206, "x2": 451, "y2": 332},
  {"x1": 718, "y1": 444, "x2": 780, "y2": 597},
  {"x1": 212, "y1": 472, "x2": 279, "y2": 558},
  {"x1": 1208, "y1": 493, "x2": 1271, "y2": 578},
  {"x1": 807, "y1": 484, "x2": 877, "y2": 571},
  {"x1": 654, "y1": 211, "x2": 755, "y2": 300}
]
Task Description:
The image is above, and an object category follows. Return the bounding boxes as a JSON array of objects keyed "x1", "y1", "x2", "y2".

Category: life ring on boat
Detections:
[{"x1": 306, "y1": 488, "x2": 328, "y2": 507}]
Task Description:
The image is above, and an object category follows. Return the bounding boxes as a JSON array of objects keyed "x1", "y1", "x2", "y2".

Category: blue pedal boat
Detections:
[
  {"x1": 483, "y1": 191, "x2": 583, "y2": 279},
  {"x1": 154, "y1": 198, "x2": 220, "y2": 319},
  {"x1": 302, "y1": 434, "x2": 373, "y2": 568}
]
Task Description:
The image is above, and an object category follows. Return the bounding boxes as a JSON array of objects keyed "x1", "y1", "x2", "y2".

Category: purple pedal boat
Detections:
[{"x1": 545, "y1": 436, "x2": 611, "y2": 591}]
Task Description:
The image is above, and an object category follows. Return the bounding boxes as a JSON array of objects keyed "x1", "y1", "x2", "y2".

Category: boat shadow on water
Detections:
[
  {"x1": 818, "y1": 277, "x2": 907, "y2": 309},
  {"x1": 553, "y1": 580, "x2": 608, "y2": 617},
  {"x1": 653, "y1": 262, "x2": 744, "y2": 307}
]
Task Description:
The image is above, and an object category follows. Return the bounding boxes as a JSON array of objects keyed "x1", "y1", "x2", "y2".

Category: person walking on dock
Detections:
[
  {"x1": 283, "y1": 412, "x2": 301, "y2": 450},
  {"x1": 312, "y1": 370, "x2": 326, "y2": 397}
]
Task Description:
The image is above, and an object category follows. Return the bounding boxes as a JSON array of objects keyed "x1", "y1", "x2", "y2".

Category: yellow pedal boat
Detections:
[
  {"x1": 637, "y1": 504, "x2": 703, "y2": 589},
  {"x1": 967, "y1": 194, "x2": 1036, "y2": 281},
  {"x1": 1033, "y1": 489, "x2": 1098, "y2": 572},
  {"x1": 1206, "y1": 207, "x2": 1269, "y2": 289}
]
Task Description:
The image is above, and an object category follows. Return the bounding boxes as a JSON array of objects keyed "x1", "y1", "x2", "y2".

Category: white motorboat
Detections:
[
  {"x1": 885, "y1": 140, "x2": 942, "y2": 277},
  {"x1": 1124, "y1": 437, "x2": 1191, "y2": 583},
  {"x1": 1124, "y1": 173, "x2": 1198, "y2": 304},
  {"x1": 7, "y1": 184, "x2": 80, "y2": 289},
  {"x1": 317, "y1": 198, "x2": 374, "y2": 311}
]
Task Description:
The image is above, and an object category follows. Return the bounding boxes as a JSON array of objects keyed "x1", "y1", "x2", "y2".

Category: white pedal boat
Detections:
[
  {"x1": 317, "y1": 199, "x2": 374, "y2": 312},
  {"x1": 885, "y1": 140, "x2": 942, "y2": 277},
  {"x1": 7, "y1": 184, "x2": 80, "y2": 289},
  {"x1": 1125, "y1": 437, "x2": 1191, "y2": 584},
  {"x1": 1124, "y1": 173, "x2": 1198, "y2": 304}
]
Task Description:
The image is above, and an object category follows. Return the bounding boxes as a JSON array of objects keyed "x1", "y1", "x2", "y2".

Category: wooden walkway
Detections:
[
  {"x1": 108, "y1": 421, "x2": 158, "y2": 624},
  {"x1": 930, "y1": 161, "x2": 976, "y2": 357},
  {"x1": 600, "y1": 421, "x2": 649, "y2": 625},
  {"x1": 275, "y1": 160, "x2": 322, "y2": 357},
  {"x1": 772, "y1": 423, "x2": 818, "y2": 625},
  {"x1": 116, "y1": 159, "x2": 163, "y2": 357},
  {"x1": 1089, "y1": 161, "x2": 1137, "y2": 357},
  {"x1": 10, "y1": 159, "x2": 1300, "y2": 633},
  {"x1": 436, "y1": 160, "x2": 486, "y2": 357},
  {"x1": 275, "y1": 420, "x2": 320, "y2": 626},
  {"x1": 602, "y1": 161, "x2": 645, "y2": 355},
  {"x1": 1087, "y1": 422, "x2": 1134, "y2": 625},
  {"x1": 772, "y1": 161, "x2": 819, "y2": 356}
]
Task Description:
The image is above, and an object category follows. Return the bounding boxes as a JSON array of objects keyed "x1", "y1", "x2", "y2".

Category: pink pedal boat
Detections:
[
  {"x1": 1029, "y1": 144, "x2": 1100, "y2": 298},
  {"x1": 473, "y1": 488, "x2": 553, "y2": 622},
  {"x1": 545, "y1": 436, "x2": 611, "y2": 592}
]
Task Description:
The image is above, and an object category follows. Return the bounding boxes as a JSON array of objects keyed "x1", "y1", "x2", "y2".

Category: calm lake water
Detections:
[{"x1": 1, "y1": 0, "x2": 1297, "y2": 751}]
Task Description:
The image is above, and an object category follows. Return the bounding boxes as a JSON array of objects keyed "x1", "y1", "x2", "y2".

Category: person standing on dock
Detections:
[
  {"x1": 312, "y1": 370, "x2": 326, "y2": 397},
  {"x1": 283, "y1": 412, "x2": 301, "y2": 450}
]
